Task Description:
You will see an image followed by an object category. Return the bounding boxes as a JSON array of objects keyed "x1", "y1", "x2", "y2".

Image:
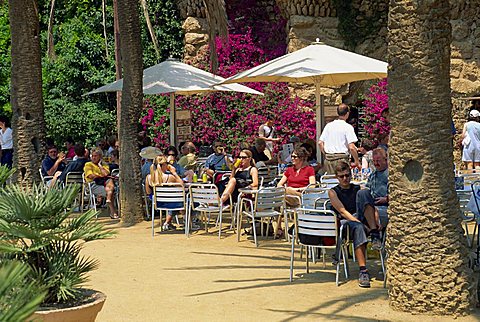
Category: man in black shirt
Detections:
[
  {"x1": 250, "y1": 138, "x2": 276, "y2": 166},
  {"x1": 57, "y1": 143, "x2": 89, "y2": 184}
]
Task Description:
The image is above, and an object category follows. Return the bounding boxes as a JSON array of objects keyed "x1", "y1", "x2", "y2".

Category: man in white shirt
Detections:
[
  {"x1": 0, "y1": 116, "x2": 13, "y2": 168},
  {"x1": 318, "y1": 104, "x2": 360, "y2": 174},
  {"x1": 258, "y1": 119, "x2": 280, "y2": 158}
]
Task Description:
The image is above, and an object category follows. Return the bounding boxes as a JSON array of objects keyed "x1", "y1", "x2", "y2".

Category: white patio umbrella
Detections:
[
  {"x1": 220, "y1": 39, "x2": 388, "y2": 161},
  {"x1": 87, "y1": 58, "x2": 262, "y2": 145}
]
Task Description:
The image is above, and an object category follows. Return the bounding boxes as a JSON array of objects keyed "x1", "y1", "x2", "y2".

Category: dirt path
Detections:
[{"x1": 82, "y1": 219, "x2": 480, "y2": 321}]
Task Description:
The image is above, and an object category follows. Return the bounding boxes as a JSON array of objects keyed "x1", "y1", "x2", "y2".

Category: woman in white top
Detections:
[
  {"x1": 462, "y1": 109, "x2": 480, "y2": 169},
  {"x1": 0, "y1": 116, "x2": 13, "y2": 168}
]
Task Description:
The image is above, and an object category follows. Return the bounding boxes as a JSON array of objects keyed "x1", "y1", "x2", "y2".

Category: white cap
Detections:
[{"x1": 470, "y1": 109, "x2": 480, "y2": 117}]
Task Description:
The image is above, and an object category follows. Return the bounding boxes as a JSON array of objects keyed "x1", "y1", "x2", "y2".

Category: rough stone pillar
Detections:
[{"x1": 387, "y1": 0, "x2": 474, "y2": 315}]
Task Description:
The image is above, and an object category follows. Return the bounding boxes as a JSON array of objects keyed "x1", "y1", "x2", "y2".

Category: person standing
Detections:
[
  {"x1": 258, "y1": 119, "x2": 280, "y2": 158},
  {"x1": 0, "y1": 116, "x2": 13, "y2": 168},
  {"x1": 462, "y1": 109, "x2": 480, "y2": 169},
  {"x1": 318, "y1": 104, "x2": 360, "y2": 174}
]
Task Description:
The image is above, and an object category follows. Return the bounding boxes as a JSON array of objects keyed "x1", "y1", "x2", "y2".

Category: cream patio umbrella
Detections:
[
  {"x1": 87, "y1": 58, "x2": 262, "y2": 145},
  {"x1": 220, "y1": 39, "x2": 388, "y2": 161}
]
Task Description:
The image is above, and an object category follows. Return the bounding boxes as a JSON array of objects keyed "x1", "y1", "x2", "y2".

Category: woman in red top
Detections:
[{"x1": 276, "y1": 146, "x2": 316, "y2": 236}]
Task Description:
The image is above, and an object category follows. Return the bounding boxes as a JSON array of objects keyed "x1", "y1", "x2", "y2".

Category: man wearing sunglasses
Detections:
[
  {"x1": 318, "y1": 104, "x2": 360, "y2": 174},
  {"x1": 204, "y1": 141, "x2": 233, "y2": 178}
]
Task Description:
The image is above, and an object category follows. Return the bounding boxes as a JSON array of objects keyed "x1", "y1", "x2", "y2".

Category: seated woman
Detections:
[
  {"x1": 220, "y1": 150, "x2": 259, "y2": 205},
  {"x1": 328, "y1": 161, "x2": 380, "y2": 288},
  {"x1": 145, "y1": 155, "x2": 184, "y2": 230},
  {"x1": 276, "y1": 146, "x2": 316, "y2": 237},
  {"x1": 277, "y1": 146, "x2": 316, "y2": 206}
]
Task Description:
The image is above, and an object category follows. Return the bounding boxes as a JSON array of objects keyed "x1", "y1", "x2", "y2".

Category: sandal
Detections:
[{"x1": 110, "y1": 213, "x2": 119, "y2": 219}]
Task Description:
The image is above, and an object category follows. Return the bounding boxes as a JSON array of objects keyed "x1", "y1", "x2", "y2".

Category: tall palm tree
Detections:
[
  {"x1": 387, "y1": 0, "x2": 474, "y2": 314},
  {"x1": 116, "y1": 0, "x2": 144, "y2": 224},
  {"x1": 8, "y1": 0, "x2": 46, "y2": 187}
]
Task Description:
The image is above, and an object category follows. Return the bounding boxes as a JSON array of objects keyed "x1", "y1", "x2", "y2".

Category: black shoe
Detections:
[{"x1": 358, "y1": 270, "x2": 371, "y2": 288}]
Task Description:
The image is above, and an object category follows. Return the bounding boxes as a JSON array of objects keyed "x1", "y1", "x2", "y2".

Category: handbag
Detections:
[{"x1": 94, "y1": 176, "x2": 108, "y2": 186}]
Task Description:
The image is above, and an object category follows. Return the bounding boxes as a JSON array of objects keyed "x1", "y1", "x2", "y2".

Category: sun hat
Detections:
[
  {"x1": 139, "y1": 146, "x2": 162, "y2": 160},
  {"x1": 470, "y1": 109, "x2": 480, "y2": 118}
]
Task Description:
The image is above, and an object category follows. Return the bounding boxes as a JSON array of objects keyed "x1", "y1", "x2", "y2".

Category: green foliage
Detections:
[
  {"x1": 0, "y1": 165, "x2": 15, "y2": 186},
  {"x1": 140, "y1": 0, "x2": 184, "y2": 66},
  {"x1": 0, "y1": 261, "x2": 46, "y2": 322},
  {"x1": 0, "y1": 184, "x2": 114, "y2": 305},
  {"x1": 0, "y1": 3, "x2": 11, "y2": 117}
]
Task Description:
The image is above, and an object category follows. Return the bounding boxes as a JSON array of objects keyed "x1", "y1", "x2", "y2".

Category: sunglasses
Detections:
[
  {"x1": 337, "y1": 173, "x2": 351, "y2": 179},
  {"x1": 291, "y1": 155, "x2": 299, "y2": 159},
  {"x1": 238, "y1": 156, "x2": 249, "y2": 159},
  {"x1": 167, "y1": 153, "x2": 176, "y2": 156}
]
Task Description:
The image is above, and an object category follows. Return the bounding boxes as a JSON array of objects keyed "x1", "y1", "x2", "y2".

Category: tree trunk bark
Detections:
[
  {"x1": 47, "y1": 0, "x2": 56, "y2": 60},
  {"x1": 387, "y1": 0, "x2": 475, "y2": 315},
  {"x1": 140, "y1": 0, "x2": 160, "y2": 60},
  {"x1": 114, "y1": 0, "x2": 122, "y2": 124},
  {"x1": 9, "y1": 0, "x2": 45, "y2": 187},
  {"x1": 117, "y1": 0, "x2": 144, "y2": 224}
]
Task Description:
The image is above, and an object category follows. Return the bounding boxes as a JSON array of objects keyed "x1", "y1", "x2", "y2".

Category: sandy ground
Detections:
[{"x1": 82, "y1": 216, "x2": 480, "y2": 322}]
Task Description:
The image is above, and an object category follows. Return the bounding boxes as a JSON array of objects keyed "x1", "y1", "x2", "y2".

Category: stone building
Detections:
[{"x1": 176, "y1": 0, "x2": 480, "y2": 163}]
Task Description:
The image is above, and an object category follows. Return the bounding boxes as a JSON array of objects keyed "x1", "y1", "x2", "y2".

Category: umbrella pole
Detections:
[
  {"x1": 169, "y1": 93, "x2": 175, "y2": 147},
  {"x1": 315, "y1": 84, "x2": 324, "y2": 164}
]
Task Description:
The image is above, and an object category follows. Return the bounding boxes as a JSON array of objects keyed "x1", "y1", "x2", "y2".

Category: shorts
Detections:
[{"x1": 90, "y1": 183, "x2": 106, "y2": 197}]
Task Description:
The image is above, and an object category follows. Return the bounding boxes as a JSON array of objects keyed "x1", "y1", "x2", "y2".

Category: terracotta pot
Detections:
[{"x1": 30, "y1": 290, "x2": 106, "y2": 322}]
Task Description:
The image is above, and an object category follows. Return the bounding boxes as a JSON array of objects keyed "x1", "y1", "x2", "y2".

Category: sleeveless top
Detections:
[
  {"x1": 332, "y1": 184, "x2": 360, "y2": 216},
  {"x1": 234, "y1": 166, "x2": 253, "y2": 187}
]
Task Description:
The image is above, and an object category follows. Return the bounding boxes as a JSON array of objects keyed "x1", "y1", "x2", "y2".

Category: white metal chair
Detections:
[
  {"x1": 258, "y1": 166, "x2": 278, "y2": 187},
  {"x1": 187, "y1": 183, "x2": 232, "y2": 238},
  {"x1": 458, "y1": 189, "x2": 475, "y2": 247},
  {"x1": 39, "y1": 169, "x2": 53, "y2": 187},
  {"x1": 64, "y1": 171, "x2": 85, "y2": 212},
  {"x1": 151, "y1": 183, "x2": 186, "y2": 236},
  {"x1": 82, "y1": 173, "x2": 97, "y2": 213},
  {"x1": 238, "y1": 187, "x2": 285, "y2": 247},
  {"x1": 290, "y1": 208, "x2": 349, "y2": 285},
  {"x1": 320, "y1": 174, "x2": 338, "y2": 189}
]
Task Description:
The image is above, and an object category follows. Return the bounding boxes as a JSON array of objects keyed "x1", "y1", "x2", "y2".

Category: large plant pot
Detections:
[{"x1": 30, "y1": 289, "x2": 106, "y2": 322}]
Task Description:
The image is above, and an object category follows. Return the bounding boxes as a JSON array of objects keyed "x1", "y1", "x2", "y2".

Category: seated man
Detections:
[
  {"x1": 204, "y1": 141, "x2": 232, "y2": 178},
  {"x1": 328, "y1": 161, "x2": 379, "y2": 288},
  {"x1": 250, "y1": 138, "x2": 276, "y2": 167},
  {"x1": 356, "y1": 147, "x2": 389, "y2": 249},
  {"x1": 178, "y1": 141, "x2": 197, "y2": 170},
  {"x1": 41, "y1": 145, "x2": 66, "y2": 185},
  {"x1": 57, "y1": 143, "x2": 89, "y2": 184},
  {"x1": 84, "y1": 148, "x2": 118, "y2": 219}
]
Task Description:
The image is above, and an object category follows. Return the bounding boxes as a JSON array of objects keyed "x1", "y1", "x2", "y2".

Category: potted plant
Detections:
[
  {"x1": 0, "y1": 165, "x2": 113, "y2": 321},
  {"x1": 0, "y1": 261, "x2": 46, "y2": 321}
]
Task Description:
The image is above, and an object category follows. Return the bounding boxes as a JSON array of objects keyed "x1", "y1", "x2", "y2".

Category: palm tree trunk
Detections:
[
  {"x1": 387, "y1": 0, "x2": 474, "y2": 314},
  {"x1": 9, "y1": 0, "x2": 45, "y2": 187},
  {"x1": 117, "y1": 0, "x2": 144, "y2": 224}
]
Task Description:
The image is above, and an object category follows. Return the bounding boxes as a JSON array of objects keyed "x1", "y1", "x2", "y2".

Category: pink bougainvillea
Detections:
[
  {"x1": 140, "y1": 1, "x2": 316, "y2": 152},
  {"x1": 362, "y1": 78, "x2": 390, "y2": 143}
]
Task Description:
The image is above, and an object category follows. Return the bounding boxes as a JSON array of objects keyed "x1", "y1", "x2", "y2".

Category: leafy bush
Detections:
[
  {"x1": 0, "y1": 183, "x2": 113, "y2": 305},
  {"x1": 362, "y1": 78, "x2": 389, "y2": 143},
  {"x1": 0, "y1": 261, "x2": 46, "y2": 322}
]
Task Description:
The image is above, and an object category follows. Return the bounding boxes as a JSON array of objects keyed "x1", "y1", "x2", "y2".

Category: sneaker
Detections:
[
  {"x1": 162, "y1": 223, "x2": 176, "y2": 231},
  {"x1": 371, "y1": 238, "x2": 382, "y2": 250},
  {"x1": 358, "y1": 270, "x2": 371, "y2": 288}
]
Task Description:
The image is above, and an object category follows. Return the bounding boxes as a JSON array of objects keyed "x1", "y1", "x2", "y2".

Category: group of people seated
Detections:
[{"x1": 40, "y1": 137, "x2": 120, "y2": 219}]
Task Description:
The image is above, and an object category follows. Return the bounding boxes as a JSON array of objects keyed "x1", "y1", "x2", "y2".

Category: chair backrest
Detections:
[
  {"x1": 462, "y1": 173, "x2": 480, "y2": 188},
  {"x1": 39, "y1": 168, "x2": 52, "y2": 185},
  {"x1": 258, "y1": 166, "x2": 277, "y2": 187},
  {"x1": 301, "y1": 184, "x2": 329, "y2": 209},
  {"x1": 189, "y1": 183, "x2": 220, "y2": 207},
  {"x1": 65, "y1": 171, "x2": 84, "y2": 186},
  {"x1": 457, "y1": 190, "x2": 472, "y2": 219},
  {"x1": 296, "y1": 208, "x2": 338, "y2": 241},
  {"x1": 320, "y1": 174, "x2": 338, "y2": 189},
  {"x1": 255, "y1": 187, "x2": 285, "y2": 212},
  {"x1": 152, "y1": 183, "x2": 186, "y2": 210}
]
